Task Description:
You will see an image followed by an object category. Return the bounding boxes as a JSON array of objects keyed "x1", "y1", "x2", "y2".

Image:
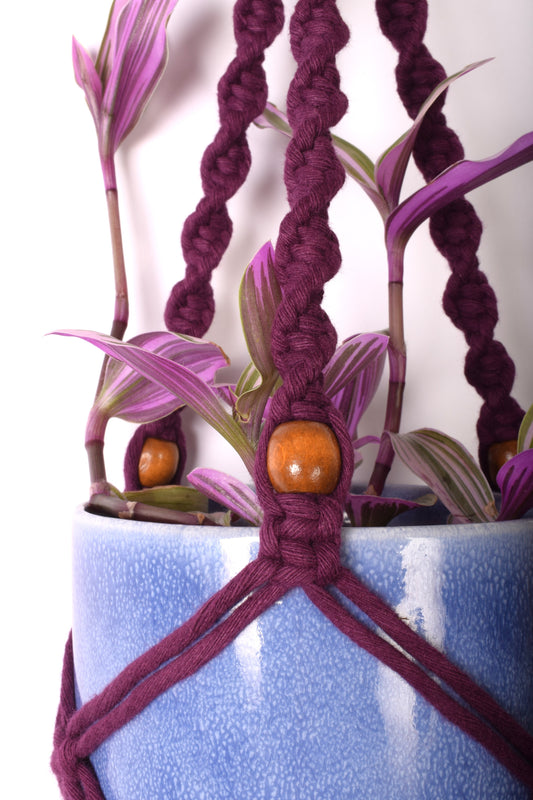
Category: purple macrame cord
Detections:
[
  {"x1": 375, "y1": 0, "x2": 524, "y2": 478},
  {"x1": 53, "y1": 2, "x2": 533, "y2": 798},
  {"x1": 123, "y1": 0, "x2": 285, "y2": 489}
]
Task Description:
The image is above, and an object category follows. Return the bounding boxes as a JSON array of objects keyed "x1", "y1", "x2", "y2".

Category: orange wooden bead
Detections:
[
  {"x1": 138, "y1": 437, "x2": 180, "y2": 488},
  {"x1": 487, "y1": 439, "x2": 517, "y2": 484},
  {"x1": 266, "y1": 420, "x2": 341, "y2": 494}
]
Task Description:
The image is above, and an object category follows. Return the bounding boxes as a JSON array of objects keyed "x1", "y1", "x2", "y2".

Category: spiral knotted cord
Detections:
[
  {"x1": 53, "y1": 3, "x2": 533, "y2": 798},
  {"x1": 123, "y1": 0, "x2": 285, "y2": 489},
  {"x1": 375, "y1": 0, "x2": 524, "y2": 477}
]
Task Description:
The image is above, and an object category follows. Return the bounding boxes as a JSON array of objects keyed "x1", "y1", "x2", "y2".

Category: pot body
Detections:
[{"x1": 72, "y1": 503, "x2": 533, "y2": 800}]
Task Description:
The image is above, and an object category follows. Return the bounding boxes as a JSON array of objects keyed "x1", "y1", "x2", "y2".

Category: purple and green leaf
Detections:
[
  {"x1": 187, "y1": 468, "x2": 264, "y2": 526},
  {"x1": 496, "y1": 449, "x2": 533, "y2": 521},
  {"x1": 517, "y1": 402, "x2": 533, "y2": 453},
  {"x1": 324, "y1": 333, "x2": 388, "y2": 441},
  {"x1": 236, "y1": 242, "x2": 283, "y2": 443},
  {"x1": 53, "y1": 329, "x2": 256, "y2": 474},
  {"x1": 95, "y1": 331, "x2": 228, "y2": 423},
  {"x1": 345, "y1": 492, "x2": 436, "y2": 527},
  {"x1": 73, "y1": 0, "x2": 180, "y2": 187},
  {"x1": 375, "y1": 60, "x2": 491, "y2": 210},
  {"x1": 388, "y1": 428, "x2": 498, "y2": 523},
  {"x1": 386, "y1": 131, "x2": 533, "y2": 283}
]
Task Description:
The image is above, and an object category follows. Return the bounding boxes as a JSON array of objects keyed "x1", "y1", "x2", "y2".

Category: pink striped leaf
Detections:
[
  {"x1": 346, "y1": 492, "x2": 436, "y2": 528},
  {"x1": 323, "y1": 333, "x2": 388, "y2": 398},
  {"x1": 388, "y1": 429, "x2": 497, "y2": 523},
  {"x1": 325, "y1": 334, "x2": 388, "y2": 442},
  {"x1": 239, "y1": 242, "x2": 280, "y2": 379},
  {"x1": 187, "y1": 468, "x2": 263, "y2": 526},
  {"x1": 324, "y1": 334, "x2": 388, "y2": 438},
  {"x1": 53, "y1": 329, "x2": 256, "y2": 474},
  {"x1": 236, "y1": 242, "x2": 282, "y2": 443},
  {"x1": 94, "y1": 331, "x2": 227, "y2": 423},
  {"x1": 517, "y1": 403, "x2": 533, "y2": 453},
  {"x1": 376, "y1": 60, "x2": 490, "y2": 210},
  {"x1": 72, "y1": 38, "x2": 103, "y2": 123},
  {"x1": 386, "y1": 131, "x2": 533, "y2": 283},
  {"x1": 497, "y1": 449, "x2": 533, "y2": 521},
  {"x1": 73, "y1": 0, "x2": 180, "y2": 186}
]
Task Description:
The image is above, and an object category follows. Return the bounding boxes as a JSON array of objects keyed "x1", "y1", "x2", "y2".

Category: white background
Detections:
[{"x1": 2, "y1": 0, "x2": 532, "y2": 796}]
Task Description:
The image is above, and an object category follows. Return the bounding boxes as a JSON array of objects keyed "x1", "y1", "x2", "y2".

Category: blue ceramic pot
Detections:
[{"x1": 72, "y1": 499, "x2": 533, "y2": 800}]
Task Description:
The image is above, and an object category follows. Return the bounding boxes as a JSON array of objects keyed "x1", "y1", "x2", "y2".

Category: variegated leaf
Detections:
[
  {"x1": 187, "y1": 468, "x2": 263, "y2": 526},
  {"x1": 388, "y1": 428, "x2": 497, "y2": 523},
  {"x1": 386, "y1": 132, "x2": 533, "y2": 284},
  {"x1": 237, "y1": 242, "x2": 282, "y2": 441},
  {"x1": 376, "y1": 60, "x2": 491, "y2": 209},
  {"x1": 96, "y1": 330, "x2": 228, "y2": 423},
  {"x1": 517, "y1": 403, "x2": 533, "y2": 453},
  {"x1": 345, "y1": 492, "x2": 436, "y2": 527},
  {"x1": 53, "y1": 329, "x2": 256, "y2": 474},
  {"x1": 497, "y1": 449, "x2": 533, "y2": 521},
  {"x1": 323, "y1": 333, "x2": 388, "y2": 398}
]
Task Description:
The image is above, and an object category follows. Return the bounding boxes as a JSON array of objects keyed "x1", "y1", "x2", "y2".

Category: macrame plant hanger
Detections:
[{"x1": 52, "y1": 2, "x2": 533, "y2": 798}]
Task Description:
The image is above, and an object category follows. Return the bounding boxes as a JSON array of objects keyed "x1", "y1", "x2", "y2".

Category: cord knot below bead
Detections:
[{"x1": 258, "y1": 493, "x2": 344, "y2": 587}]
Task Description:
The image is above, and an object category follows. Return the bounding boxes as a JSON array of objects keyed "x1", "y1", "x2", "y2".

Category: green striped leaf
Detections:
[
  {"x1": 187, "y1": 468, "x2": 263, "y2": 526},
  {"x1": 388, "y1": 428, "x2": 497, "y2": 523},
  {"x1": 121, "y1": 485, "x2": 209, "y2": 513},
  {"x1": 517, "y1": 403, "x2": 533, "y2": 453}
]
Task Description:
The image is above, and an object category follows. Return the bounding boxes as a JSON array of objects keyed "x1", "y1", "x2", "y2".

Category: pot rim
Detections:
[{"x1": 74, "y1": 498, "x2": 533, "y2": 545}]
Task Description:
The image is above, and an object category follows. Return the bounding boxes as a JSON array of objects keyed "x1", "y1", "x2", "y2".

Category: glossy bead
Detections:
[
  {"x1": 138, "y1": 437, "x2": 180, "y2": 488},
  {"x1": 487, "y1": 439, "x2": 517, "y2": 484},
  {"x1": 267, "y1": 420, "x2": 341, "y2": 494}
]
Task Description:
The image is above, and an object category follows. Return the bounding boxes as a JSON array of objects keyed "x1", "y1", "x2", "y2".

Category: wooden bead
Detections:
[
  {"x1": 138, "y1": 438, "x2": 180, "y2": 488},
  {"x1": 267, "y1": 420, "x2": 341, "y2": 494},
  {"x1": 487, "y1": 439, "x2": 517, "y2": 484}
]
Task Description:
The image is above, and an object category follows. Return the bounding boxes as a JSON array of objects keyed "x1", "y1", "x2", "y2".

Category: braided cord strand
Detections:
[
  {"x1": 123, "y1": 0, "x2": 284, "y2": 489},
  {"x1": 164, "y1": 0, "x2": 284, "y2": 338},
  {"x1": 254, "y1": 0, "x2": 355, "y2": 589},
  {"x1": 375, "y1": 0, "x2": 524, "y2": 476}
]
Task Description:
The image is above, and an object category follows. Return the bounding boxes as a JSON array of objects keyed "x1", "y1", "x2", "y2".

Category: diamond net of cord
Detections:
[{"x1": 52, "y1": 1, "x2": 533, "y2": 797}]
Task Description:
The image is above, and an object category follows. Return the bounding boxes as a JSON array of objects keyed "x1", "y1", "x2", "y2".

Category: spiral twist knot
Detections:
[
  {"x1": 443, "y1": 273, "x2": 498, "y2": 342},
  {"x1": 270, "y1": 0, "x2": 349, "y2": 401},
  {"x1": 164, "y1": 0, "x2": 284, "y2": 339},
  {"x1": 376, "y1": 0, "x2": 523, "y2": 470},
  {"x1": 375, "y1": 0, "x2": 428, "y2": 51}
]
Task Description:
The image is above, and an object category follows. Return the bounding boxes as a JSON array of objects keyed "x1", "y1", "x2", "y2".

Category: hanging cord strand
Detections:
[
  {"x1": 164, "y1": 0, "x2": 285, "y2": 338},
  {"x1": 374, "y1": 0, "x2": 524, "y2": 479},
  {"x1": 52, "y1": 556, "x2": 284, "y2": 797},
  {"x1": 254, "y1": 0, "x2": 355, "y2": 588},
  {"x1": 123, "y1": 0, "x2": 284, "y2": 490},
  {"x1": 308, "y1": 575, "x2": 533, "y2": 790}
]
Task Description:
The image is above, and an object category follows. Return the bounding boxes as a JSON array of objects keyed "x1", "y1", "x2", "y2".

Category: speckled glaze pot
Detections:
[{"x1": 72, "y1": 498, "x2": 533, "y2": 800}]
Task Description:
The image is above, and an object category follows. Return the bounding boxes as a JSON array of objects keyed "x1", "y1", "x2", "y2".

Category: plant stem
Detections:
[
  {"x1": 367, "y1": 280, "x2": 406, "y2": 495},
  {"x1": 88, "y1": 186, "x2": 129, "y2": 494},
  {"x1": 86, "y1": 439, "x2": 109, "y2": 497},
  {"x1": 106, "y1": 187, "x2": 129, "y2": 340},
  {"x1": 93, "y1": 187, "x2": 129, "y2": 400},
  {"x1": 85, "y1": 494, "x2": 219, "y2": 525}
]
